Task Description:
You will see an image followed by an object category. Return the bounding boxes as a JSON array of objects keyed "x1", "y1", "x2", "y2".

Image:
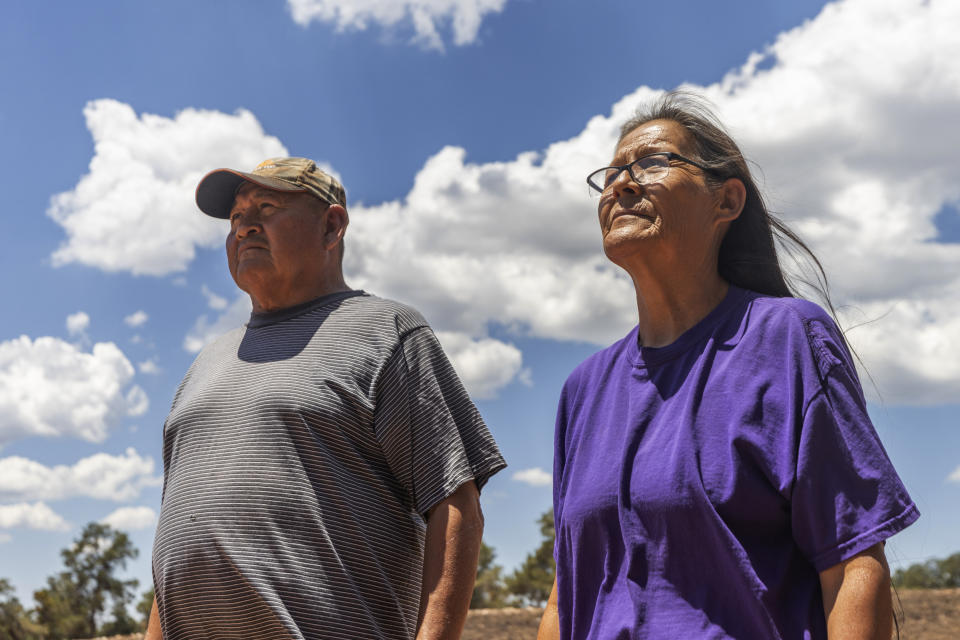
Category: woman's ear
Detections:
[{"x1": 714, "y1": 178, "x2": 746, "y2": 224}]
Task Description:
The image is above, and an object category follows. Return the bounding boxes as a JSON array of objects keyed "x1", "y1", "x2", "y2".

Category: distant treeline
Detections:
[
  {"x1": 892, "y1": 552, "x2": 960, "y2": 589},
  {"x1": 5, "y1": 514, "x2": 956, "y2": 638},
  {"x1": 471, "y1": 508, "x2": 555, "y2": 609},
  {"x1": 0, "y1": 510, "x2": 556, "y2": 639}
]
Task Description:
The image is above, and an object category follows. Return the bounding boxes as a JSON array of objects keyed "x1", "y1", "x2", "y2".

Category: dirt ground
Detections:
[
  {"x1": 895, "y1": 588, "x2": 960, "y2": 640},
  {"x1": 461, "y1": 607, "x2": 543, "y2": 639},
  {"x1": 460, "y1": 589, "x2": 960, "y2": 640},
  {"x1": 84, "y1": 589, "x2": 960, "y2": 639}
]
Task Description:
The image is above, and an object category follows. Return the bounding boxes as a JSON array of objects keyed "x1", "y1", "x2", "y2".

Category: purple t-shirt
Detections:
[{"x1": 553, "y1": 286, "x2": 918, "y2": 639}]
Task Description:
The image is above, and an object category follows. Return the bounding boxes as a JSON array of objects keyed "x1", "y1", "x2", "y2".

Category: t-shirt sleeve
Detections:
[
  {"x1": 790, "y1": 319, "x2": 919, "y2": 572},
  {"x1": 373, "y1": 326, "x2": 507, "y2": 517}
]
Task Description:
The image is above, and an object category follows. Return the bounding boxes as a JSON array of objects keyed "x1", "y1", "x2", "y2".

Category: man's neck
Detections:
[{"x1": 249, "y1": 277, "x2": 351, "y2": 314}]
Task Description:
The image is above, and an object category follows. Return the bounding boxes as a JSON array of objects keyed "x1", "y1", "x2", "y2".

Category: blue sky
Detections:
[{"x1": 2, "y1": 0, "x2": 959, "y2": 607}]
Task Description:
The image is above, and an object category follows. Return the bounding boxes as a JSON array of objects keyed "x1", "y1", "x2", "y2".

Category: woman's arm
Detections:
[
  {"x1": 537, "y1": 578, "x2": 559, "y2": 640},
  {"x1": 819, "y1": 542, "x2": 892, "y2": 640}
]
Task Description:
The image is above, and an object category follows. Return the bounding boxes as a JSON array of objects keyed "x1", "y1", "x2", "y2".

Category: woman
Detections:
[{"x1": 538, "y1": 93, "x2": 918, "y2": 639}]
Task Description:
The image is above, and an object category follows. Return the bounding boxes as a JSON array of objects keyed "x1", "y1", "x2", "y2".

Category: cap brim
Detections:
[{"x1": 195, "y1": 169, "x2": 307, "y2": 218}]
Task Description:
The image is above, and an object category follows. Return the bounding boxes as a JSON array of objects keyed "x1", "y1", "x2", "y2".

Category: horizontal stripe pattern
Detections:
[{"x1": 153, "y1": 292, "x2": 506, "y2": 639}]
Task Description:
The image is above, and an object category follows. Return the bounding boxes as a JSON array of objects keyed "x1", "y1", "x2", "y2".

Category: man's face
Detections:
[{"x1": 226, "y1": 183, "x2": 332, "y2": 311}]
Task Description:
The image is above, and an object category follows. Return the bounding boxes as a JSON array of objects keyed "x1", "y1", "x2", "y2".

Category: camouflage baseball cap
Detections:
[{"x1": 195, "y1": 157, "x2": 346, "y2": 218}]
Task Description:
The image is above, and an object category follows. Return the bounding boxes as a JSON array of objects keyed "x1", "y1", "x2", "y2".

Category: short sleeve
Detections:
[
  {"x1": 373, "y1": 327, "x2": 506, "y2": 517},
  {"x1": 791, "y1": 320, "x2": 919, "y2": 571}
]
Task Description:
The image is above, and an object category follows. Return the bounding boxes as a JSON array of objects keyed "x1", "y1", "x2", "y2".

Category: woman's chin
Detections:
[{"x1": 602, "y1": 226, "x2": 658, "y2": 259}]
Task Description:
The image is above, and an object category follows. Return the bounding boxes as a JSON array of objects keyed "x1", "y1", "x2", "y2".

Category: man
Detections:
[{"x1": 145, "y1": 157, "x2": 506, "y2": 640}]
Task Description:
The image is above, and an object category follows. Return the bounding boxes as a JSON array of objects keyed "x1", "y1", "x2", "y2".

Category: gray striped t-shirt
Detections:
[{"x1": 152, "y1": 291, "x2": 506, "y2": 640}]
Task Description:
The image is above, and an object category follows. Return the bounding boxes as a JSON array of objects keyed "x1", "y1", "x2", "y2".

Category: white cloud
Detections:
[
  {"x1": 138, "y1": 359, "x2": 161, "y2": 375},
  {"x1": 66, "y1": 311, "x2": 90, "y2": 336},
  {"x1": 0, "y1": 336, "x2": 148, "y2": 446},
  {"x1": 101, "y1": 506, "x2": 157, "y2": 531},
  {"x1": 0, "y1": 448, "x2": 161, "y2": 502},
  {"x1": 287, "y1": 0, "x2": 507, "y2": 50},
  {"x1": 124, "y1": 310, "x2": 149, "y2": 327},
  {"x1": 435, "y1": 331, "x2": 525, "y2": 399},
  {"x1": 183, "y1": 294, "x2": 252, "y2": 353},
  {"x1": 201, "y1": 285, "x2": 229, "y2": 310},
  {"x1": 512, "y1": 467, "x2": 552, "y2": 487},
  {"x1": 344, "y1": 0, "x2": 960, "y2": 405},
  {"x1": 0, "y1": 502, "x2": 70, "y2": 531},
  {"x1": 0, "y1": 532, "x2": 10, "y2": 543},
  {"x1": 48, "y1": 99, "x2": 288, "y2": 276},
  {"x1": 948, "y1": 466, "x2": 960, "y2": 483},
  {"x1": 55, "y1": 0, "x2": 960, "y2": 405}
]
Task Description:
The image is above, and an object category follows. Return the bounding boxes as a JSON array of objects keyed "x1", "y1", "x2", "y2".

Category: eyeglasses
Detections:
[{"x1": 586, "y1": 152, "x2": 711, "y2": 195}]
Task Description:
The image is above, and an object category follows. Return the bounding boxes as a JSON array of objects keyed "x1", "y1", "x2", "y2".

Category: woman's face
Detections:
[{"x1": 598, "y1": 119, "x2": 722, "y2": 269}]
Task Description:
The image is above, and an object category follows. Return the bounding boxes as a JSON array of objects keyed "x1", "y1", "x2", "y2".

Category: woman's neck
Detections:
[{"x1": 626, "y1": 258, "x2": 729, "y2": 348}]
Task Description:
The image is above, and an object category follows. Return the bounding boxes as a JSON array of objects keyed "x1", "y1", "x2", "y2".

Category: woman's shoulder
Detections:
[
  {"x1": 739, "y1": 290, "x2": 852, "y2": 377},
  {"x1": 742, "y1": 290, "x2": 836, "y2": 327}
]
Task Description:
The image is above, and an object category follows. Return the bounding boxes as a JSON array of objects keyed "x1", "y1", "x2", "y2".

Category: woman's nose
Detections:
[{"x1": 610, "y1": 167, "x2": 641, "y2": 198}]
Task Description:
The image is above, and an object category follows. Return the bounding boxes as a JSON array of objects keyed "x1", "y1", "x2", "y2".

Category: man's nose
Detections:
[{"x1": 233, "y1": 211, "x2": 262, "y2": 239}]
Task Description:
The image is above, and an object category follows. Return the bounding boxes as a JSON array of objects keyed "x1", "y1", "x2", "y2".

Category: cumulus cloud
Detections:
[
  {"x1": 124, "y1": 310, "x2": 149, "y2": 327},
  {"x1": 48, "y1": 99, "x2": 287, "y2": 275},
  {"x1": 948, "y1": 466, "x2": 960, "y2": 483},
  {"x1": 183, "y1": 294, "x2": 252, "y2": 353},
  {"x1": 101, "y1": 506, "x2": 157, "y2": 531},
  {"x1": 344, "y1": 0, "x2": 960, "y2": 404},
  {"x1": 0, "y1": 337, "x2": 148, "y2": 446},
  {"x1": 201, "y1": 285, "x2": 229, "y2": 310},
  {"x1": 138, "y1": 359, "x2": 161, "y2": 375},
  {"x1": 65, "y1": 311, "x2": 90, "y2": 336},
  {"x1": 435, "y1": 331, "x2": 526, "y2": 399},
  {"x1": 0, "y1": 448, "x2": 161, "y2": 502},
  {"x1": 287, "y1": 0, "x2": 507, "y2": 50},
  {"x1": 0, "y1": 502, "x2": 70, "y2": 531},
  {"x1": 55, "y1": 0, "x2": 960, "y2": 404},
  {"x1": 512, "y1": 467, "x2": 552, "y2": 487}
]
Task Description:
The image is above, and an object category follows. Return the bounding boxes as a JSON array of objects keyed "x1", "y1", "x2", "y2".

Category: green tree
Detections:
[
  {"x1": 892, "y1": 552, "x2": 960, "y2": 589},
  {"x1": 33, "y1": 572, "x2": 88, "y2": 639},
  {"x1": 33, "y1": 522, "x2": 140, "y2": 638},
  {"x1": 0, "y1": 578, "x2": 44, "y2": 640},
  {"x1": 505, "y1": 508, "x2": 555, "y2": 607},
  {"x1": 136, "y1": 586, "x2": 155, "y2": 630},
  {"x1": 937, "y1": 552, "x2": 960, "y2": 587},
  {"x1": 98, "y1": 599, "x2": 140, "y2": 636},
  {"x1": 471, "y1": 542, "x2": 508, "y2": 608}
]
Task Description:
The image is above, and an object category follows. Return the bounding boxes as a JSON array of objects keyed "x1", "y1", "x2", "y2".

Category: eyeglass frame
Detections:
[{"x1": 586, "y1": 151, "x2": 714, "y2": 194}]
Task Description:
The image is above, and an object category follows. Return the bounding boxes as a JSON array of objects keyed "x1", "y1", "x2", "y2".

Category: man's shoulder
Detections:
[
  {"x1": 192, "y1": 325, "x2": 247, "y2": 359},
  {"x1": 337, "y1": 292, "x2": 431, "y2": 336}
]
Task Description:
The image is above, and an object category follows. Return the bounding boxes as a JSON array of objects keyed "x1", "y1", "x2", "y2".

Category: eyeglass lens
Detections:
[{"x1": 590, "y1": 155, "x2": 671, "y2": 194}]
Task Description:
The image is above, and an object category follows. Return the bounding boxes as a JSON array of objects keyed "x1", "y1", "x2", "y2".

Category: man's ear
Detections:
[
  {"x1": 322, "y1": 204, "x2": 349, "y2": 250},
  {"x1": 714, "y1": 178, "x2": 746, "y2": 225}
]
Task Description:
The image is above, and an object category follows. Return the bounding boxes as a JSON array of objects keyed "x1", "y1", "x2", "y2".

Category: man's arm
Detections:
[
  {"x1": 819, "y1": 542, "x2": 893, "y2": 640},
  {"x1": 144, "y1": 597, "x2": 162, "y2": 640},
  {"x1": 537, "y1": 578, "x2": 559, "y2": 640},
  {"x1": 416, "y1": 480, "x2": 484, "y2": 640}
]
